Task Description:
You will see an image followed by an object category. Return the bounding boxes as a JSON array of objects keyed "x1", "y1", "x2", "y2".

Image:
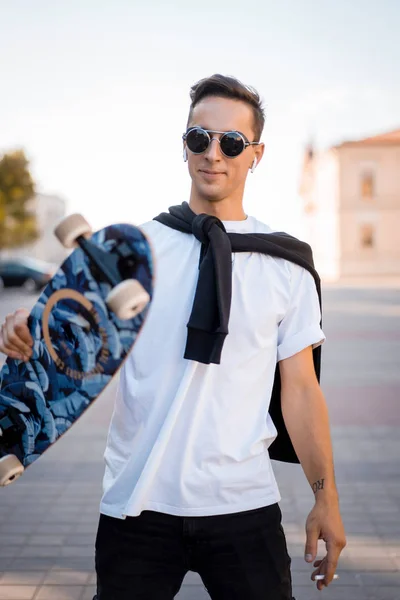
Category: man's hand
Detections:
[
  {"x1": 304, "y1": 499, "x2": 347, "y2": 590},
  {"x1": 0, "y1": 308, "x2": 33, "y2": 361}
]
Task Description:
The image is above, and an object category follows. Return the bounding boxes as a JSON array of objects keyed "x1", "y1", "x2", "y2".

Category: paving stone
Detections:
[
  {"x1": 182, "y1": 572, "x2": 203, "y2": 585},
  {"x1": 287, "y1": 544, "x2": 307, "y2": 558},
  {"x1": 366, "y1": 589, "x2": 400, "y2": 600},
  {"x1": 358, "y1": 570, "x2": 400, "y2": 586},
  {"x1": 0, "y1": 524, "x2": 37, "y2": 535},
  {"x1": 293, "y1": 587, "x2": 370, "y2": 600},
  {"x1": 0, "y1": 572, "x2": 45, "y2": 585},
  {"x1": 175, "y1": 586, "x2": 209, "y2": 600},
  {"x1": 290, "y1": 557, "x2": 320, "y2": 573},
  {"x1": 345, "y1": 534, "x2": 385, "y2": 546},
  {"x1": 41, "y1": 571, "x2": 92, "y2": 585},
  {"x1": 35, "y1": 524, "x2": 74, "y2": 535},
  {"x1": 0, "y1": 586, "x2": 37, "y2": 599},
  {"x1": 69, "y1": 524, "x2": 98, "y2": 534},
  {"x1": 375, "y1": 523, "x2": 400, "y2": 535},
  {"x1": 35, "y1": 585, "x2": 84, "y2": 600},
  {"x1": 64, "y1": 535, "x2": 96, "y2": 546},
  {"x1": 7, "y1": 556, "x2": 64, "y2": 570},
  {"x1": 80, "y1": 587, "x2": 97, "y2": 600},
  {"x1": 27, "y1": 535, "x2": 66, "y2": 546},
  {"x1": 0, "y1": 559, "x2": 14, "y2": 571},
  {"x1": 344, "y1": 557, "x2": 398, "y2": 571},
  {"x1": 20, "y1": 546, "x2": 62, "y2": 558},
  {"x1": 0, "y1": 535, "x2": 28, "y2": 545},
  {"x1": 0, "y1": 547, "x2": 22, "y2": 559},
  {"x1": 341, "y1": 521, "x2": 379, "y2": 534},
  {"x1": 345, "y1": 545, "x2": 396, "y2": 558},
  {"x1": 57, "y1": 546, "x2": 93, "y2": 559}
]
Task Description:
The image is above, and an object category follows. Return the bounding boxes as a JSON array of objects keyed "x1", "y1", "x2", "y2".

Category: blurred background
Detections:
[{"x1": 1, "y1": 0, "x2": 399, "y2": 281}]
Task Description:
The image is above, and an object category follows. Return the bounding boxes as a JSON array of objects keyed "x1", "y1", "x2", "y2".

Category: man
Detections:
[{"x1": 0, "y1": 74, "x2": 346, "y2": 599}]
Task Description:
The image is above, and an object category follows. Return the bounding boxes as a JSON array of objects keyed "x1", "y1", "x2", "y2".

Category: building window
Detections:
[
  {"x1": 360, "y1": 223, "x2": 374, "y2": 248},
  {"x1": 361, "y1": 170, "x2": 375, "y2": 199}
]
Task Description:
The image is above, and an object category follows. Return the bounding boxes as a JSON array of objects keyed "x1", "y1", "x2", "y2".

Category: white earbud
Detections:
[
  {"x1": 183, "y1": 148, "x2": 188, "y2": 162},
  {"x1": 251, "y1": 158, "x2": 257, "y2": 173}
]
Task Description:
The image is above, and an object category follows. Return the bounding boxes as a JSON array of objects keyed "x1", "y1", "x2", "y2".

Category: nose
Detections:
[{"x1": 204, "y1": 137, "x2": 222, "y2": 161}]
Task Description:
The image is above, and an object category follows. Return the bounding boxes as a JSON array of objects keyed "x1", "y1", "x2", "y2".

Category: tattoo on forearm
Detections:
[{"x1": 312, "y1": 478, "x2": 325, "y2": 494}]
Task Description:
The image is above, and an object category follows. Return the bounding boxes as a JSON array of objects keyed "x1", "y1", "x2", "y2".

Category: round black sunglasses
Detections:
[{"x1": 183, "y1": 127, "x2": 261, "y2": 158}]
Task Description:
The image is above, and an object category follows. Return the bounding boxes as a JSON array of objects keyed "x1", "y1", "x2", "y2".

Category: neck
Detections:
[{"x1": 189, "y1": 188, "x2": 247, "y2": 221}]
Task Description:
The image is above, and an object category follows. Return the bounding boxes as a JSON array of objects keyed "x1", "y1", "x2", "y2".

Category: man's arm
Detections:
[{"x1": 279, "y1": 345, "x2": 347, "y2": 590}]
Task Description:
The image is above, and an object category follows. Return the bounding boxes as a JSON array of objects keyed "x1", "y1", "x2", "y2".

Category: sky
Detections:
[{"x1": 1, "y1": 0, "x2": 399, "y2": 238}]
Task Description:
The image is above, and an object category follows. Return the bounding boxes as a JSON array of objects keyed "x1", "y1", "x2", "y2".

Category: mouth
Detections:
[{"x1": 199, "y1": 169, "x2": 225, "y2": 177}]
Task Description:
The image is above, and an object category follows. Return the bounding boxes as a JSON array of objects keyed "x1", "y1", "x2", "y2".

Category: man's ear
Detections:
[{"x1": 255, "y1": 142, "x2": 265, "y2": 165}]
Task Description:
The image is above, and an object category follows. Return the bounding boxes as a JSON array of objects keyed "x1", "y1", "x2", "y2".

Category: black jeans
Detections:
[{"x1": 95, "y1": 503, "x2": 294, "y2": 599}]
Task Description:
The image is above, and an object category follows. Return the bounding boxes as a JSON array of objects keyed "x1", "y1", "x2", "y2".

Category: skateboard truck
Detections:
[
  {"x1": 55, "y1": 213, "x2": 138, "y2": 287},
  {"x1": 54, "y1": 215, "x2": 151, "y2": 320},
  {"x1": 76, "y1": 236, "x2": 132, "y2": 288},
  {"x1": 0, "y1": 407, "x2": 25, "y2": 445}
]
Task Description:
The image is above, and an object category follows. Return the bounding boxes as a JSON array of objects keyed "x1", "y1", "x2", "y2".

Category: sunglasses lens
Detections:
[
  {"x1": 220, "y1": 132, "x2": 245, "y2": 157},
  {"x1": 185, "y1": 128, "x2": 209, "y2": 153}
]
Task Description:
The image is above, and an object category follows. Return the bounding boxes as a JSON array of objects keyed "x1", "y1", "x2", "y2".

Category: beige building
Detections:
[
  {"x1": 299, "y1": 128, "x2": 400, "y2": 280},
  {"x1": 2, "y1": 193, "x2": 68, "y2": 265},
  {"x1": 28, "y1": 193, "x2": 68, "y2": 264}
]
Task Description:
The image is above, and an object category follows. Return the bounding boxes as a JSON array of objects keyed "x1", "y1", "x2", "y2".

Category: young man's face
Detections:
[{"x1": 185, "y1": 96, "x2": 264, "y2": 204}]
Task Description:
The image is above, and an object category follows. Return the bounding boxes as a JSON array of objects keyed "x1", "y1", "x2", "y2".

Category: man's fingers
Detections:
[
  {"x1": 0, "y1": 334, "x2": 23, "y2": 359},
  {"x1": 14, "y1": 321, "x2": 33, "y2": 350},
  {"x1": 5, "y1": 318, "x2": 27, "y2": 355},
  {"x1": 311, "y1": 556, "x2": 326, "y2": 579},
  {"x1": 14, "y1": 309, "x2": 33, "y2": 346},
  {"x1": 0, "y1": 331, "x2": 6, "y2": 355},
  {"x1": 312, "y1": 546, "x2": 342, "y2": 586},
  {"x1": 5, "y1": 314, "x2": 32, "y2": 357},
  {"x1": 1, "y1": 321, "x2": 22, "y2": 355},
  {"x1": 3, "y1": 348, "x2": 25, "y2": 361},
  {"x1": 304, "y1": 526, "x2": 319, "y2": 562},
  {"x1": 310, "y1": 549, "x2": 339, "y2": 583},
  {"x1": 324, "y1": 539, "x2": 344, "y2": 583},
  {"x1": 0, "y1": 309, "x2": 32, "y2": 360},
  {"x1": 313, "y1": 559, "x2": 323, "y2": 568},
  {"x1": 311, "y1": 558, "x2": 328, "y2": 590}
]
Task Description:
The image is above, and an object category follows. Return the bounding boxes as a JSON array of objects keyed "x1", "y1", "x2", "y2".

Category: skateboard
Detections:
[{"x1": 0, "y1": 214, "x2": 154, "y2": 487}]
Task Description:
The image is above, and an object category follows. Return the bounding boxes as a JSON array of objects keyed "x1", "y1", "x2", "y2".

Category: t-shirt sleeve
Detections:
[{"x1": 277, "y1": 264, "x2": 325, "y2": 362}]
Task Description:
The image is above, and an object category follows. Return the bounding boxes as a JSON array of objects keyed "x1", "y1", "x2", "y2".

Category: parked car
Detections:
[{"x1": 0, "y1": 257, "x2": 57, "y2": 292}]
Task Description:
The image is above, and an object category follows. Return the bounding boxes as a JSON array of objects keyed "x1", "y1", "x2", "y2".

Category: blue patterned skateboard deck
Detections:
[{"x1": 0, "y1": 223, "x2": 153, "y2": 485}]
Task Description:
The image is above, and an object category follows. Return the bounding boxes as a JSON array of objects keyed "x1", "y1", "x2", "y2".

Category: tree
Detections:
[{"x1": 0, "y1": 150, "x2": 38, "y2": 250}]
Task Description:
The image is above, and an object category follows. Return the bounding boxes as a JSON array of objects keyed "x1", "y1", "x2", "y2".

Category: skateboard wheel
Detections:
[
  {"x1": 106, "y1": 280, "x2": 150, "y2": 320},
  {"x1": 0, "y1": 455, "x2": 24, "y2": 487},
  {"x1": 54, "y1": 214, "x2": 92, "y2": 249}
]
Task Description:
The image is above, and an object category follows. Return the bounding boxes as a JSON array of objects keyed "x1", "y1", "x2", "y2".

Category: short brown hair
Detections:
[{"x1": 187, "y1": 74, "x2": 265, "y2": 141}]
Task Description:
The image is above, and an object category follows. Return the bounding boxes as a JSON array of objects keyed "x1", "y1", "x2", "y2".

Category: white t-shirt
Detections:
[{"x1": 99, "y1": 215, "x2": 325, "y2": 519}]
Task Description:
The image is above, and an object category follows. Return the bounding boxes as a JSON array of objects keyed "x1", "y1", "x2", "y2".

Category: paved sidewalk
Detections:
[{"x1": 0, "y1": 285, "x2": 399, "y2": 600}]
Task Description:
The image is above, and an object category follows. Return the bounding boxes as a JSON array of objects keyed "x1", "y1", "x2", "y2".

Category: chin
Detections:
[{"x1": 196, "y1": 184, "x2": 227, "y2": 203}]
